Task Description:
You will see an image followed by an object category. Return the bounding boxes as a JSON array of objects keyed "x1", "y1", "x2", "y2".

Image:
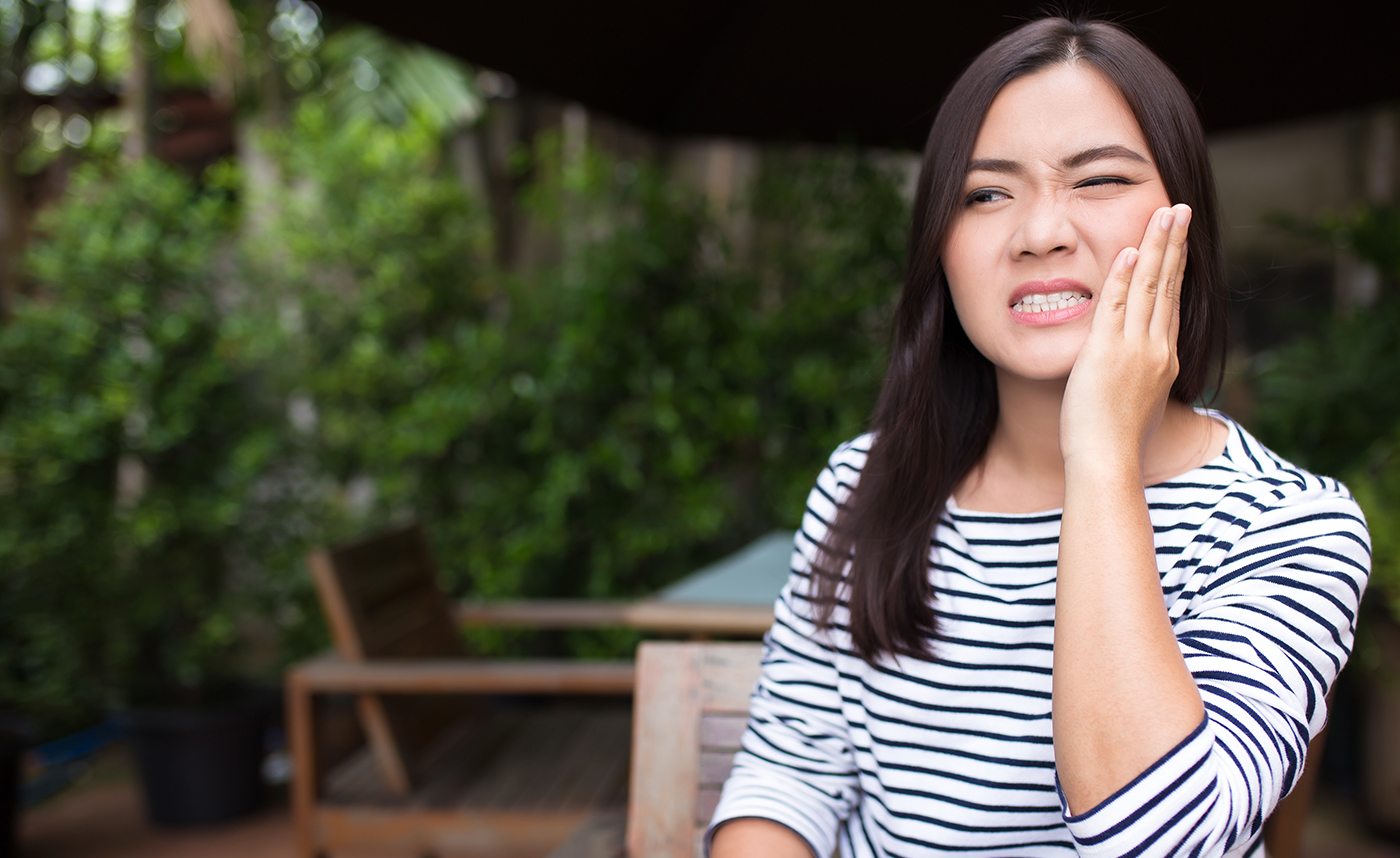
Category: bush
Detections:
[
  {"x1": 3, "y1": 112, "x2": 915, "y2": 728},
  {"x1": 255, "y1": 116, "x2": 908, "y2": 654},
  {"x1": 1251, "y1": 204, "x2": 1400, "y2": 626},
  {"x1": 0, "y1": 160, "x2": 292, "y2": 728}
]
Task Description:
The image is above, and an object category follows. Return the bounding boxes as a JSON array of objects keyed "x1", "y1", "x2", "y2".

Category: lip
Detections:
[{"x1": 1008, "y1": 278, "x2": 1094, "y2": 327}]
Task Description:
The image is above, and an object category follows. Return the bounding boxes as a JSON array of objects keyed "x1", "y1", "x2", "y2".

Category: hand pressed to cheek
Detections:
[
  {"x1": 1059, "y1": 204, "x2": 1192, "y2": 465},
  {"x1": 1150, "y1": 204, "x2": 1191, "y2": 344}
]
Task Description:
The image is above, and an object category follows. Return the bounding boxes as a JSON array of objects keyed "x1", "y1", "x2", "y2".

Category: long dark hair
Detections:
[{"x1": 812, "y1": 17, "x2": 1228, "y2": 662}]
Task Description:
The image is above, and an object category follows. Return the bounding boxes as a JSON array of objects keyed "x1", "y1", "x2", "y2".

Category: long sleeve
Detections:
[
  {"x1": 1057, "y1": 478, "x2": 1371, "y2": 856},
  {"x1": 706, "y1": 443, "x2": 865, "y2": 858}
]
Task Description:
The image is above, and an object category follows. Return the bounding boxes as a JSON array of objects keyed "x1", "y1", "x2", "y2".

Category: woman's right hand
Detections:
[{"x1": 1058, "y1": 203, "x2": 1192, "y2": 472}]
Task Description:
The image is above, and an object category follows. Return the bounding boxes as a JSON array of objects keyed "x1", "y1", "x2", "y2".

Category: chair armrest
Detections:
[
  {"x1": 453, "y1": 597, "x2": 776, "y2": 637},
  {"x1": 286, "y1": 652, "x2": 635, "y2": 695},
  {"x1": 454, "y1": 598, "x2": 635, "y2": 629},
  {"x1": 623, "y1": 600, "x2": 773, "y2": 637}
]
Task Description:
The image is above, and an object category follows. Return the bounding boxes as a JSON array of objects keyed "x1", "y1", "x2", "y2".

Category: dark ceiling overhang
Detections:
[{"x1": 320, "y1": 2, "x2": 1400, "y2": 151}]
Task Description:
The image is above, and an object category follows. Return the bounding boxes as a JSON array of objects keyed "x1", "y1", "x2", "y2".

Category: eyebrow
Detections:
[{"x1": 966, "y1": 144, "x2": 1151, "y2": 176}]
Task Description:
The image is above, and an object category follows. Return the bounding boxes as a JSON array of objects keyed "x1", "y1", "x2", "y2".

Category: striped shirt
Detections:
[{"x1": 708, "y1": 409, "x2": 1371, "y2": 857}]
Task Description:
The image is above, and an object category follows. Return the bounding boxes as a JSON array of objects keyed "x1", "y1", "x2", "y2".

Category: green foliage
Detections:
[
  {"x1": 1251, "y1": 204, "x2": 1400, "y2": 622},
  {"x1": 738, "y1": 149, "x2": 905, "y2": 514},
  {"x1": 247, "y1": 103, "x2": 494, "y2": 520},
  {"x1": 0, "y1": 299, "x2": 122, "y2": 731},
  {"x1": 0, "y1": 160, "x2": 290, "y2": 727},
  {"x1": 1350, "y1": 434, "x2": 1400, "y2": 625},
  {"x1": 314, "y1": 26, "x2": 482, "y2": 132},
  {"x1": 479, "y1": 140, "x2": 742, "y2": 598},
  {"x1": 1249, "y1": 296, "x2": 1400, "y2": 478},
  {"x1": 4, "y1": 109, "x2": 912, "y2": 729},
  {"x1": 1267, "y1": 205, "x2": 1400, "y2": 282},
  {"x1": 257, "y1": 118, "x2": 905, "y2": 654}
]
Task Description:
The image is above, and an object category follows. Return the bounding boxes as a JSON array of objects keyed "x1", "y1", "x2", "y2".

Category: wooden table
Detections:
[
  {"x1": 626, "y1": 531, "x2": 792, "y2": 636},
  {"x1": 455, "y1": 531, "x2": 794, "y2": 639}
]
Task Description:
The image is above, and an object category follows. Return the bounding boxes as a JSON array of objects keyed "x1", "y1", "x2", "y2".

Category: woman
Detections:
[{"x1": 708, "y1": 16, "x2": 1370, "y2": 858}]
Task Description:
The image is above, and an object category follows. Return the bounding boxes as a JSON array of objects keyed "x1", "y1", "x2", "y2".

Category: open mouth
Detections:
[{"x1": 1010, "y1": 290, "x2": 1091, "y2": 314}]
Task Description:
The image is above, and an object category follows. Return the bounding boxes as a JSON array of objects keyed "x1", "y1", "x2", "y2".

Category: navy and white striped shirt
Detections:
[{"x1": 709, "y1": 409, "x2": 1370, "y2": 857}]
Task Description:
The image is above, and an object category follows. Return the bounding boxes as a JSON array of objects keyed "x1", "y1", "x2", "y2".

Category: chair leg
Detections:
[{"x1": 288, "y1": 674, "x2": 321, "y2": 858}]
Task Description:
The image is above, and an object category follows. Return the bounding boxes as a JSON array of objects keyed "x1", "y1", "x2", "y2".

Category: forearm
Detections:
[
  {"x1": 710, "y1": 818, "x2": 815, "y2": 858},
  {"x1": 1052, "y1": 456, "x2": 1204, "y2": 815}
]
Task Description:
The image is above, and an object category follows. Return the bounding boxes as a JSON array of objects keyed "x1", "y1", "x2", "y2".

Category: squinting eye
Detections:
[
  {"x1": 1077, "y1": 176, "x2": 1130, "y2": 189},
  {"x1": 964, "y1": 188, "x2": 1009, "y2": 206}
]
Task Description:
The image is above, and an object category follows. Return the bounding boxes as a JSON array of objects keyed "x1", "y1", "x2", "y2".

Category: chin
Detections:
[
  {"x1": 1024, "y1": 364, "x2": 1077, "y2": 383},
  {"x1": 996, "y1": 346, "x2": 1083, "y2": 384},
  {"x1": 992, "y1": 362, "x2": 1075, "y2": 387}
]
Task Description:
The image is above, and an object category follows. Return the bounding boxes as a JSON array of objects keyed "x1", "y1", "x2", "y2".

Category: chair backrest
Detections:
[
  {"x1": 308, "y1": 523, "x2": 468, "y2": 796},
  {"x1": 627, "y1": 641, "x2": 763, "y2": 858}
]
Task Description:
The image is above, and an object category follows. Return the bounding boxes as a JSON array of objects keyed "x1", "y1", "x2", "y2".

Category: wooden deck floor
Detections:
[
  {"x1": 18, "y1": 743, "x2": 573, "y2": 858},
  {"x1": 17, "y1": 745, "x2": 1400, "y2": 858}
]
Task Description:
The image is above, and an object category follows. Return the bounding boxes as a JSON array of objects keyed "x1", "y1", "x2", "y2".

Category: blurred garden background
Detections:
[{"x1": 1, "y1": 0, "x2": 1399, "y2": 853}]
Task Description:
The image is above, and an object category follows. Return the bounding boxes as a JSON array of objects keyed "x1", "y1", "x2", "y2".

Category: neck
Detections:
[
  {"x1": 954, "y1": 371, "x2": 1214, "y2": 513},
  {"x1": 988, "y1": 371, "x2": 1074, "y2": 487}
]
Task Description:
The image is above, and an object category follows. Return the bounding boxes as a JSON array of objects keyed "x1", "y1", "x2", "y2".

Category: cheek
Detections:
[
  {"x1": 1087, "y1": 198, "x2": 1165, "y2": 253},
  {"x1": 941, "y1": 222, "x2": 994, "y2": 295},
  {"x1": 941, "y1": 224, "x2": 969, "y2": 277},
  {"x1": 1127, "y1": 200, "x2": 1165, "y2": 240}
]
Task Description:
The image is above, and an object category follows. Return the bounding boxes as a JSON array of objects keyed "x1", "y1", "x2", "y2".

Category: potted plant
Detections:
[{"x1": 3, "y1": 159, "x2": 294, "y2": 826}]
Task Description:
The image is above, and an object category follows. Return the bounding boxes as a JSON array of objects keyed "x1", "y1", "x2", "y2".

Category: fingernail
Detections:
[
  {"x1": 1124, "y1": 248, "x2": 1139, "y2": 267},
  {"x1": 1159, "y1": 209, "x2": 1175, "y2": 230},
  {"x1": 1176, "y1": 204, "x2": 1193, "y2": 226}
]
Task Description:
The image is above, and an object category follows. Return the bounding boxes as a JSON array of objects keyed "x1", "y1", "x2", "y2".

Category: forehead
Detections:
[{"x1": 971, "y1": 63, "x2": 1150, "y2": 161}]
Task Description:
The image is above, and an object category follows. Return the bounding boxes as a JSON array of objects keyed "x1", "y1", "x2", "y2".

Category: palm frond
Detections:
[{"x1": 317, "y1": 24, "x2": 482, "y2": 132}]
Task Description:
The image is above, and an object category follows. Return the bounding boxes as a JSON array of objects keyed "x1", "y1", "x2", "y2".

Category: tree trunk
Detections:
[
  {"x1": 0, "y1": 6, "x2": 41, "y2": 318},
  {"x1": 0, "y1": 141, "x2": 26, "y2": 320},
  {"x1": 123, "y1": 0, "x2": 159, "y2": 162}
]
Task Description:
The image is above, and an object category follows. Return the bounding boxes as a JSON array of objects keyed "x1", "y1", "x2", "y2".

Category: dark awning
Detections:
[{"x1": 320, "y1": 2, "x2": 1400, "y2": 150}]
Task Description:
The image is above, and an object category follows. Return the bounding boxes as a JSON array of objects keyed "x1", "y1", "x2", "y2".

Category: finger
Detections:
[
  {"x1": 1124, "y1": 206, "x2": 1175, "y2": 334},
  {"x1": 1151, "y1": 204, "x2": 1191, "y2": 343},
  {"x1": 1094, "y1": 245, "x2": 1138, "y2": 334},
  {"x1": 1169, "y1": 279, "x2": 1181, "y2": 346}
]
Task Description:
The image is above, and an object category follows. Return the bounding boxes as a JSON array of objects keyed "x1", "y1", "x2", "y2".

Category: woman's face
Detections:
[{"x1": 942, "y1": 62, "x2": 1172, "y2": 384}]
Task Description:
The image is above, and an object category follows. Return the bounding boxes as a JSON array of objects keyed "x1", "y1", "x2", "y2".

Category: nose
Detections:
[{"x1": 1012, "y1": 193, "x2": 1077, "y2": 259}]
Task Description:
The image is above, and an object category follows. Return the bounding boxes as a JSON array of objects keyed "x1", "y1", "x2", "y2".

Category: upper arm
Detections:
[{"x1": 706, "y1": 440, "x2": 868, "y2": 858}]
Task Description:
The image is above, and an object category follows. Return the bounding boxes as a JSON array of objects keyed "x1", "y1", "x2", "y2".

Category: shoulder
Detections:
[
  {"x1": 1202, "y1": 410, "x2": 1365, "y2": 518},
  {"x1": 808, "y1": 432, "x2": 874, "y2": 503},
  {"x1": 825, "y1": 432, "x2": 873, "y2": 473},
  {"x1": 796, "y1": 433, "x2": 875, "y2": 571},
  {"x1": 1202, "y1": 410, "x2": 1370, "y2": 573}
]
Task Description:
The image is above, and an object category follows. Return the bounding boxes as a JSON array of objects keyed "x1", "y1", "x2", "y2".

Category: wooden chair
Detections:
[
  {"x1": 552, "y1": 641, "x2": 1329, "y2": 858},
  {"x1": 545, "y1": 641, "x2": 763, "y2": 858},
  {"x1": 626, "y1": 642, "x2": 762, "y2": 857},
  {"x1": 285, "y1": 524, "x2": 637, "y2": 858}
]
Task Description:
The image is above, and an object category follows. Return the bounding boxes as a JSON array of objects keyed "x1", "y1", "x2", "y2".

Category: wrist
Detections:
[{"x1": 1063, "y1": 450, "x2": 1143, "y2": 489}]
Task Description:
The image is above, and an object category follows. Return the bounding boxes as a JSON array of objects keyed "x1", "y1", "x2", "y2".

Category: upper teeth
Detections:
[{"x1": 1013, "y1": 291, "x2": 1089, "y2": 312}]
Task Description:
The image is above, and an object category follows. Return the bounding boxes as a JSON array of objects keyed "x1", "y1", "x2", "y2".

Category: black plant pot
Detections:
[
  {"x1": 0, "y1": 730, "x2": 19, "y2": 858},
  {"x1": 122, "y1": 699, "x2": 267, "y2": 827},
  {"x1": 0, "y1": 714, "x2": 33, "y2": 858}
]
